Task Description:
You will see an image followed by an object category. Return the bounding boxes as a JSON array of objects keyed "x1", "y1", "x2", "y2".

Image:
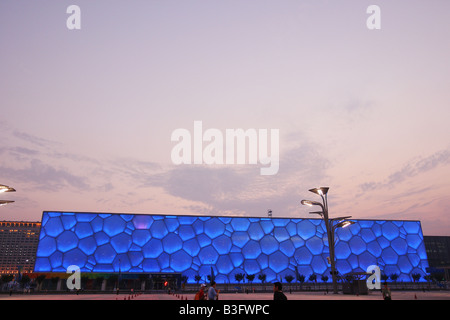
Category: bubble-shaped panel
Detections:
[
  {"x1": 111, "y1": 233, "x2": 132, "y2": 254},
  {"x1": 132, "y1": 230, "x2": 151, "y2": 247},
  {"x1": 306, "y1": 236, "x2": 324, "y2": 255},
  {"x1": 150, "y1": 220, "x2": 168, "y2": 239},
  {"x1": 36, "y1": 237, "x2": 57, "y2": 257},
  {"x1": 297, "y1": 220, "x2": 316, "y2": 240},
  {"x1": 242, "y1": 240, "x2": 262, "y2": 259},
  {"x1": 103, "y1": 215, "x2": 126, "y2": 237},
  {"x1": 269, "y1": 252, "x2": 289, "y2": 273},
  {"x1": 79, "y1": 236, "x2": 97, "y2": 255},
  {"x1": 232, "y1": 231, "x2": 250, "y2": 248},
  {"x1": 179, "y1": 225, "x2": 195, "y2": 241},
  {"x1": 183, "y1": 238, "x2": 201, "y2": 257},
  {"x1": 248, "y1": 223, "x2": 265, "y2": 240},
  {"x1": 162, "y1": 233, "x2": 183, "y2": 254},
  {"x1": 75, "y1": 222, "x2": 94, "y2": 239},
  {"x1": 213, "y1": 235, "x2": 233, "y2": 255},
  {"x1": 295, "y1": 247, "x2": 313, "y2": 264},
  {"x1": 261, "y1": 235, "x2": 279, "y2": 255},
  {"x1": 129, "y1": 251, "x2": 143, "y2": 267},
  {"x1": 335, "y1": 242, "x2": 351, "y2": 259},
  {"x1": 142, "y1": 239, "x2": 163, "y2": 258},
  {"x1": 132, "y1": 215, "x2": 153, "y2": 230},
  {"x1": 279, "y1": 240, "x2": 295, "y2": 257},
  {"x1": 49, "y1": 251, "x2": 63, "y2": 269},
  {"x1": 57, "y1": 231, "x2": 79, "y2": 253},
  {"x1": 94, "y1": 244, "x2": 116, "y2": 264},
  {"x1": 61, "y1": 215, "x2": 77, "y2": 230},
  {"x1": 382, "y1": 221, "x2": 400, "y2": 241},
  {"x1": 391, "y1": 238, "x2": 408, "y2": 255},
  {"x1": 216, "y1": 255, "x2": 234, "y2": 274},
  {"x1": 231, "y1": 218, "x2": 250, "y2": 231},
  {"x1": 311, "y1": 255, "x2": 327, "y2": 274},
  {"x1": 198, "y1": 246, "x2": 219, "y2": 265},
  {"x1": 204, "y1": 218, "x2": 225, "y2": 239},
  {"x1": 45, "y1": 217, "x2": 64, "y2": 237},
  {"x1": 171, "y1": 250, "x2": 192, "y2": 272},
  {"x1": 382, "y1": 247, "x2": 399, "y2": 265},
  {"x1": 349, "y1": 236, "x2": 366, "y2": 255},
  {"x1": 63, "y1": 248, "x2": 87, "y2": 269}
]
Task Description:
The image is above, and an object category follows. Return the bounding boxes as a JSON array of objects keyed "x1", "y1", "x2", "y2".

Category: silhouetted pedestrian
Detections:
[{"x1": 273, "y1": 282, "x2": 287, "y2": 300}]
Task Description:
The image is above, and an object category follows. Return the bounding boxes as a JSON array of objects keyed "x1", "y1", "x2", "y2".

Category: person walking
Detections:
[
  {"x1": 194, "y1": 283, "x2": 207, "y2": 300},
  {"x1": 208, "y1": 281, "x2": 220, "y2": 300},
  {"x1": 273, "y1": 282, "x2": 287, "y2": 300},
  {"x1": 382, "y1": 284, "x2": 391, "y2": 300}
]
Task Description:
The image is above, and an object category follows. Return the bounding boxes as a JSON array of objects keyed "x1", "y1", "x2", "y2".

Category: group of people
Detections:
[
  {"x1": 194, "y1": 281, "x2": 288, "y2": 300},
  {"x1": 194, "y1": 281, "x2": 220, "y2": 300}
]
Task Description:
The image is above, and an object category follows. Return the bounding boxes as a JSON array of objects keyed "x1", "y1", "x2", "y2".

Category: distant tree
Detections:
[
  {"x1": 297, "y1": 274, "x2": 305, "y2": 290},
  {"x1": 194, "y1": 275, "x2": 202, "y2": 284},
  {"x1": 390, "y1": 273, "x2": 399, "y2": 286},
  {"x1": 284, "y1": 275, "x2": 294, "y2": 284},
  {"x1": 412, "y1": 273, "x2": 421, "y2": 282},
  {"x1": 308, "y1": 274, "x2": 317, "y2": 290},
  {"x1": 246, "y1": 274, "x2": 255, "y2": 289},
  {"x1": 258, "y1": 274, "x2": 266, "y2": 283},
  {"x1": 235, "y1": 273, "x2": 245, "y2": 283}
]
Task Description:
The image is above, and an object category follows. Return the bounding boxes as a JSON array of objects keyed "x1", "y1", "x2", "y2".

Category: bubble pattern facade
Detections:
[{"x1": 34, "y1": 212, "x2": 429, "y2": 283}]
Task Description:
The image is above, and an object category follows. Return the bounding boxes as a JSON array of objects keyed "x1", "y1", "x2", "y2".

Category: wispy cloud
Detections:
[
  {"x1": 142, "y1": 133, "x2": 331, "y2": 216},
  {"x1": 13, "y1": 130, "x2": 59, "y2": 148},
  {"x1": 359, "y1": 148, "x2": 450, "y2": 193},
  {"x1": 1, "y1": 124, "x2": 162, "y2": 199},
  {"x1": 0, "y1": 159, "x2": 89, "y2": 191}
]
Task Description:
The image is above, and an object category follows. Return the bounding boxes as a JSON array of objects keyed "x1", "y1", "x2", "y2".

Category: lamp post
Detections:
[
  {"x1": 301, "y1": 187, "x2": 354, "y2": 294},
  {"x1": 0, "y1": 184, "x2": 15, "y2": 206}
]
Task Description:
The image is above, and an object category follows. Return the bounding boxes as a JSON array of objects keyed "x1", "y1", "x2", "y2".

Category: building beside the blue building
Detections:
[{"x1": 33, "y1": 211, "x2": 429, "y2": 288}]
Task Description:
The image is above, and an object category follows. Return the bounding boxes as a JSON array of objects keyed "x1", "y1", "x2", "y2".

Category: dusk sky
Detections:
[{"x1": 1, "y1": 1, "x2": 449, "y2": 236}]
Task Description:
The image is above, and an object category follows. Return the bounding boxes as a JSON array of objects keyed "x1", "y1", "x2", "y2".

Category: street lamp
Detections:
[
  {"x1": 300, "y1": 187, "x2": 354, "y2": 294},
  {"x1": 0, "y1": 184, "x2": 15, "y2": 206}
]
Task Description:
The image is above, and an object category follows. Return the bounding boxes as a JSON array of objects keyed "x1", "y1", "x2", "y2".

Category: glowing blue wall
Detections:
[{"x1": 34, "y1": 212, "x2": 429, "y2": 283}]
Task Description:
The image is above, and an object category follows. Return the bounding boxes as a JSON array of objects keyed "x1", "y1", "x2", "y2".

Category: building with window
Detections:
[
  {"x1": 424, "y1": 235, "x2": 450, "y2": 281},
  {"x1": 34, "y1": 211, "x2": 429, "y2": 286},
  {"x1": 0, "y1": 221, "x2": 41, "y2": 274},
  {"x1": 424, "y1": 236, "x2": 450, "y2": 267}
]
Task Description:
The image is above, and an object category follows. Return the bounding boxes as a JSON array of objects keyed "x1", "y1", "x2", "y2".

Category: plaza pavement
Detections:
[{"x1": 0, "y1": 290, "x2": 449, "y2": 300}]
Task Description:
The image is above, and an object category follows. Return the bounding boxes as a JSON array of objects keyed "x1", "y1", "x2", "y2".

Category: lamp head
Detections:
[
  {"x1": 336, "y1": 220, "x2": 355, "y2": 229},
  {"x1": 301, "y1": 200, "x2": 323, "y2": 207},
  {"x1": 0, "y1": 185, "x2": 16, "y2": 193},
  {"x1": 0, "y1": 200, "x2": 15, "y2": 206},
  {"x1": 309, "y1": 187, "x2": 329, "y2": 196}
]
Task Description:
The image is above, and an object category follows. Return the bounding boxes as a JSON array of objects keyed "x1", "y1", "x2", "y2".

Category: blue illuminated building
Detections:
[{"x1": 34, "y1": 211, "x2": 429, "y2": 283}]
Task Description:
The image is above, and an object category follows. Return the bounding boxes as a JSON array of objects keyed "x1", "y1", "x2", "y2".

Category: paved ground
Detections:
[{"x1": 1, "y1": 290, "x2": 449, "y2": 300}]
